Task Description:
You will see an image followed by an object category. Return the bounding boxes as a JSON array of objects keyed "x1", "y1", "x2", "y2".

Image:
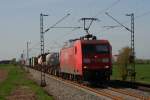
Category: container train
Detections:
[{"x1": 28, "y1": 34, "x2": 112, "y2": 83}]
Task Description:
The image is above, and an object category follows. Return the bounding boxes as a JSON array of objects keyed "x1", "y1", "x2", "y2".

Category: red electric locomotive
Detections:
[{"x1": 60, "y1": 34, "x2": 112, "y2": 83}]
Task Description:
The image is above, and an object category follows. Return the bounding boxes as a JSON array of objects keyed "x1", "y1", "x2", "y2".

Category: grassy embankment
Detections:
[
  {"x1": 0, "y1": 64, "x2": 54, "y2": 100},
  {"x1": 112, "y1": 64, "x2": 150, "y2": 84}
]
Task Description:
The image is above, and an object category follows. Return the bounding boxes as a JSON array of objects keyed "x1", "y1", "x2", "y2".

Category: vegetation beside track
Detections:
[
  {"x1": 112, "y1": 64, "x2": 150, "y2": 84},
  {"x1": 0, "y1": 64, "x2": 54, "y2": 100}
]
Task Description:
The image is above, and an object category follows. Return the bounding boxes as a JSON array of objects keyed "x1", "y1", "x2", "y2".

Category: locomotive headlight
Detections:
[
  {"x1": 83, "y1": 66, "x2": 87, "y2": 69},
  {"x1": 105, "y1": 66, "x2": 109, "y2": 69},
  {"x1": 83, "y1": 58, "x2": 90, "y2": 63},
  {"x1": 102, "y1": 58, "x2": 109, "y2": 63}
]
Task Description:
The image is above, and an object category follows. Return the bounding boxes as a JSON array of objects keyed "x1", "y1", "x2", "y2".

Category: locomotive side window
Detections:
[{"x1": 75, "y1": 47, "x2": 77, "y2": 54}]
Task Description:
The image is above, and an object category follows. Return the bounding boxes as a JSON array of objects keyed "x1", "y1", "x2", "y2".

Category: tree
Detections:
[
  {"x1": 11, "y1": 58, "x2": 16, "y2": 65},
  {"x1": 117, "y1": 47, "x2": 132, "y2": 80}
]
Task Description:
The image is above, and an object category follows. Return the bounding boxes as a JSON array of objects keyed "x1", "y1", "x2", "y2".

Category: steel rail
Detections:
[
  {"x1": 47, "y1": 74, "x2": 123, "y2": 100},
  {"x1": 108, "y1": 88, "x2": 150, "y2": 100},
  {"x1": 28, "y1": 67, "x2": 149, "y2": 100}
]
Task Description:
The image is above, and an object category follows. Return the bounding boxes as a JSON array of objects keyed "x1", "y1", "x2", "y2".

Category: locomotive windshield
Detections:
[{"x1": 82, "y1": 44, "x2": 109, "y2": 54}]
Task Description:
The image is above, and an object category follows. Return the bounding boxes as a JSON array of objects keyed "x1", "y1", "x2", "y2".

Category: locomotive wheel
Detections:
[
  {"x1": 77, "y1": 76, "x2": 83, "y2": 83},
  {"x1": 106, "y1": 75, "x2": 110, "y2": 81}
]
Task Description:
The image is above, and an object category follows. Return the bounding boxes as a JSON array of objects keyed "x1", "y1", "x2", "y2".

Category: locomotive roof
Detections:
[
  {"x1": 62, "y1": 39, "x2": 110, "y2": 49},
  {"x1": 80, "y1": 39, "x2": 110, "y2": 44}
]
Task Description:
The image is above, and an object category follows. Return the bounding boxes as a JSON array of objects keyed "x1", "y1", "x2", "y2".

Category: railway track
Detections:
[
  {"x1": 71, "y1": 82, "x2": 123, "y2": 100},
  {"x1": 107, "y1": 88, "x2": 150, "y2": 100},
  {"x1": 47, "y1": 74, "x2": 123, "y2": 100},
  {"x1": 108, "y1": 80, "x2": 150, "y2": 92},
  {"x1": 29, "y1": 67, "x2": 150, "y2": 100},
  {"x1": 46, "y1": 73, "x2": 150, "y2": 100}
]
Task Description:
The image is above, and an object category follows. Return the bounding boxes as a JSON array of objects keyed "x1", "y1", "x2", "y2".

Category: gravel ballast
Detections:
[{"x1": 28, "y1": 68, "x2": 112, "y2": 100}]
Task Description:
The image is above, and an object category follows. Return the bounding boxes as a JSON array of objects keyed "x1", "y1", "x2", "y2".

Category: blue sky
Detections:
[{"x1": 0, "y1": 0, "x2": 150, "y2": 60}]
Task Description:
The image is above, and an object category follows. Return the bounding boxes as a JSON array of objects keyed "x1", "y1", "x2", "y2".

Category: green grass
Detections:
[
  {"x1": 0, "y1": 64, "x2": 54, "y2": 100},
  {"x1": 111, "y1": 64, "x2": 150, "y2": 84},
  {"x1": 135, "y1": 64, "x2": 150, "y2": 84}
]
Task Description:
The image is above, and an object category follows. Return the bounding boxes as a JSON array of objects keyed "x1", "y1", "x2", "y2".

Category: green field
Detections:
[
  {"x1": 0, "y1": 64, "x2": 54, "y2": 100},
  {"x1": 112, "y1": 64, "x2": 150, "y2": 84}
]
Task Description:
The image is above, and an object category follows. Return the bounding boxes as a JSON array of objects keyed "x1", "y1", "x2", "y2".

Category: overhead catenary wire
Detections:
[
  {"x1": 45, "y1": 28, "x2": 82, "y2": 48},
  {"x1": 103, "y1": 25, "x2": 121, "y2": 30},
  {"x1": 105, "y1": 12, "x2": 131, "y2": 32},
  {"x1": 26, "y1": 1, "x2": 122, "y2": 53},
  {"x1": 29, "y1": 27, "x2": 81, "y2": 53},
  {"x1": 26, "y1": 13, "x2": 71, "y2": 54},
  {"x1": 26, "y1": 1, "x2": 150, "y2": 56},
  {"x1": 94, "y1": 9, "x2": 150, "y2": 40},
  {"x1": 94, "y1": 0, "x2": 122, "y2": 17},
  {"x1": 87, "y1": 0, "x2": 122, "y2": 35},
  {"x1": 102, "y1": 10, "x2": 150, "y2": 31},
  {"x1": 55, "y1": 27, "x2": 82, "y2": 40},
  {"x1": 43, "y1": 12, "x2": 82, "y2": 49},
  {"x1": 135, "y1": 10, "x2": 150, "y2": 19},
  {"x1": 46, "y1": 27, "x2": 82, "y2": 49},
  {"x1": 44, "y1": 13, "x2": 71, "y2": 33},
  {"x1": 94, "y1": 0, "x2": 148, "y2": 34},
  {"x1": 120, "y1": 10, "x2": 150, "y2": 26},
  {"x1": 28, "y1": 10, "x2": 150, "y2": 53},
  {"x1": 43, "y1": 0, "x2": 122, "y2": 51}
]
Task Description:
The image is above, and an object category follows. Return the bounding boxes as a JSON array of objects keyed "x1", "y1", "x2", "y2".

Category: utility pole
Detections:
[
  {"x1": 40, "y1": 13, "x2": 48, "y2": 87},
  {"x1": 105, "y1": 12, "x2": 136, "y2": 82},
  {"x1": 126, "y1": 13, "x2": 135, "y2": 81},
  {"x1": 26, "y1": 41, "x2": 30, "y2": 72},
  {"x1": 39, "y1": 13, "x2": 76, "y2": 87},
  {"x1": 20, "y1": 50, "x2": 25, "y2": 68},
  {"x1": 39, "y1": 13, "x2": 82, "y2": 87}
]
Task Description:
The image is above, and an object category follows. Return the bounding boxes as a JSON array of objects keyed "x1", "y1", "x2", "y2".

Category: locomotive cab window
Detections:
[
  {"x1": 82, "y1": 45, "x2": 94, "y2": 54},
  {"x1": 82, "y1": 44, "x2": 109, "y2": 55},
  {"x1": 95, "y1": 45, "x2": 109, "y2": 54}
]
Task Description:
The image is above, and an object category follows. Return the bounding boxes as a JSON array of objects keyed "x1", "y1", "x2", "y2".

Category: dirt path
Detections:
[
  {"x1": 0, "y1": 69, "x2": 8, "y2": 83},
  {"x1": 7, "y1": 86, "x2": 36, "y2": 100}
]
